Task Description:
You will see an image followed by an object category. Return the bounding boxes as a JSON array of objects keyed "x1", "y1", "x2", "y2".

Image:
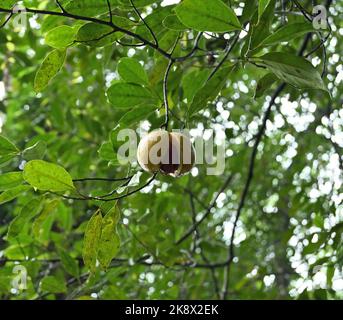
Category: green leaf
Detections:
[
  {"x1": 23, "y1": 160, "x2": 75, "y2": 192},
  {"x1": 22, "y1": 140, "x2": 47, "y2": 160},
  {"x1": 0, "y1": 185, "x2": 31, "y2": 205},
  {"x1": 58, "y1": 248, "x2": 80, "y2": 278},
  {"x1": 40, "y1": 276, "x2": 67, "y2": 294},
  {"x1": 118, "y1": 0, "x2": 156, "y2": 7},
  {"x1": 45, "y1": 26, "x2": 77, "y2": 48},
  {"x1": 155, "y1": 30, "x2": 180, "y2": 55},
  {"x1": 188, "y1": 65, "x2": 234, "y2": 117},
  {"x1": 241, "y1": 0, "x2": 258, "y2": 24},
  {"x1": 175, "y1": 0, "x2": 241, "y2": 32},
  {"x1": 83, "y1": 210, "x2": 103, "y2": 273},
  {"x1": 76, "y1": 23, "x2": 119, "y2": 47},
  {"x1": 32, "y1": 199, "x2": 60, "y2": 239},
  {"x1": 7, "y1": 198, "x2": 42, "y2": 238},
  {"x1": 327, "y1": 265, "x2": 335, "y2": 287},
  {"x1": 1, "y1": 1, "x2": 17, "y2": 9},
  {"x1": 258, "y1": 0, "x2": 272, "y2": 21},
  {"x1": 34, "y1": 49, "x2": 66, "y2": 93},
  {"x1": 98, "y1": 141, "x2": 116, "y2": 162},
  {"x1": 0, "y1": 172, "x2": 24, "y2": 191},
  {"x1": 0, "y1": 135, "x2": 19, "y2": 157},
  {"x1": 331, "y1": 221, "x2": 343, "y2": 234},
  {"x1": 259, "y1": 23, "x2": 315, "y2": 47},
  {"x1": 254, "y1": 73, "x2": 278, "y2": 99},
  {"x1": 246, "y1": 0, "x2": 275, "y2": 53},
  {"x1": 162, "y1": 15, "x2": 187, "y2": 31},
  {"x1": 118, "y1": 104, "x2": 157, "y2": 127},
  {"x1": 0, "y1": 155, "x2": 16, "y2": 166},
  {"x1": 98, "y1": 205, "x2": 121, "y2": 270},
  {"x1": 135, "y1": 6, "x2": 172, "y2": 41},
  {"x1": 303, "y1": 233, "x2": 328, "y2": 255},
  {"x1": 107, "y1": 83, "x2": 157, "y2": 108},
  {"x1": 65, "y1": 0, "x2": 120, "y2": 17},
  {"x1": 117, "y1": 57, "x2": 149, "y2": 86},
  {"x1": 182, "y1": 69, "x2": 210, "y2": 103},
  {"x1": 255, "y1": 52, "x2": 329, "y2": 93}
]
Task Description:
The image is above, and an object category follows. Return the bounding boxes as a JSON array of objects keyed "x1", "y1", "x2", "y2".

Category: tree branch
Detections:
[
  {"x1": 175, "y1": 174, "x2": 235, "y2": 245},
  {"x1": 189, "y1": 193, "x2": 221, "y2": 299},
  {"x1": 220, "y1": 1, "x2": 333, "y2": 292},
  {"x1": 0, "y1": 12, "x2": 13, "y2": 28},
  {"x1": 106, "y1": 0, "x2": 113, "y2": 24},
  {"x1": 0, "y1": 6, "x2": 172, "y2": 59},
  {"x1": 129, "y1": 0, "x2": 158, "y2": 46},
  {"x1": 55, "y1": 0, "x2": 67, "y2": 13},
  {"x1": 221, "y1": 83, "x2": 286, "y2": 299},
  {"x1": 207, "y1": 31, "x2": 240, "y2": 81},
  {"x1": 56, "y1": 173, "x2": 157, "y2": 202},
  {"x1": 161, "y1": 37, "x2": 179, "y2": 129}
]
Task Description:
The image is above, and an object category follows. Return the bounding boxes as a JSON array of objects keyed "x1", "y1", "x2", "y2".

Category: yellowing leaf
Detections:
[
  {"x1": 83, "y1": 210, "x2": 103, "y2": 273},
  {"x1": 34, "y1": 49, "x2": 66, "y2": 93},
  {"x1": 98, "y1": 205, "x2": 121, "y2": 270}
]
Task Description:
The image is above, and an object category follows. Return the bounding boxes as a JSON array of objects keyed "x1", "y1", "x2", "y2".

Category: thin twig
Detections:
[
  {"x1": 73, "y1": 176, "x2": 133, "y2": 183},
  {"x1": 55, "y1": 0, "x2": 67, "y2": 13},
  {"x1": 57, "y1": 172, "x2": 157, "y2": 202},
  {"x1": 161, "y1": 59, "x2": 174, "y2": 130},
  {"x1": 220, "y1": 14, "x2": 332, "y2": 296},
  {"x1": 0, "y1": 6, "x2": 172, "y2": 59},
  {"x1": 207, "y1": 31, "x2": 240, "y2": 81},
  {"x1": 0, "y1": 12, "x2": 13, "y2": 28},
  {"x1": 189, "y1": 193, "x2": 221, "y2": 299},
  {"x1": 116, "y1": 40, "x2": 145, "y2": 47},
  {"x1": 106, "y1": 0, "x2": 113, "y2": 24},
  {"x1": 74, "y1": 30, "x2": 116, "y2": 44},
  {"x1": 161, "y1": 37, "x2": 179, "y2": 129},
  {"x1": 176, "y1": 174, "x2": 235, "y2": 245},
  {"x1": 174, "y1": 32, "x2": 203, "y2": 62},
  {"x1": 129, "y1": 0, "x2": 158, "y2": 46},
  {"x1": 221, "y1": 83, "x2": 285, "y2": 300},
  {"x1": 291, "y1": 0, "x2": 313, "y2": 22}
]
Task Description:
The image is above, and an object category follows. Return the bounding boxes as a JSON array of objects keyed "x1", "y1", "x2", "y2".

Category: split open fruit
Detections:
[{"x1": 137, "y1": 129, "x2": 195, "y2": 177}]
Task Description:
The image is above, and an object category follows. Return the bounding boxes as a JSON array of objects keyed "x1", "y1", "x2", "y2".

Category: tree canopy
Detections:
[{"x1": 0, "y1": 0, "x2": 342, "y2": 300}]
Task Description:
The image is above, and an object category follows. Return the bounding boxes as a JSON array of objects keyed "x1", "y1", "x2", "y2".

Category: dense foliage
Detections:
[{"x1": 0, "y1": 0, "x2": 342, "y2": 300}]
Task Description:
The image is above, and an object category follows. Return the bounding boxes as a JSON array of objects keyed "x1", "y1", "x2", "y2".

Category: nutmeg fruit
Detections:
[{"x1": 137, "y1": 130, "x2": 195, "y2": 177}]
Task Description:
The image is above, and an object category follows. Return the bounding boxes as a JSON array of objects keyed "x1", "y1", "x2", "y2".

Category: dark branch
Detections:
[
  {"x1": 73, "y1": 30, "x2": 116, "y2": 44},
  {"x1": 174, "y1": 32, "x2": 203, "y2": 62},
  {"x1": 220, "y1": 2, "x2": 333, "y2": 293},
  {"x1": 0, "y1": 12, "x2": 13, "y2": 28},
  {"x1": 161, "y1": 59, "x2": 174, "y2": 130},
  {"x1": 0, "y1": 6, "x2": 172, "y2": 59},
  {"x1": 207, "y1": 31, "x2": 240, "y2": 81},
  {"x1": 57, "y1": 172, "x2": 157, "y2": 202},
  {"x1": 221, "y1": 83, "x2": 286, "y2": 299},
  {"x1": 55, "y1": 0, "x2": 67, "y2": 13},
  {"x1": 106, "y1": 0, "x2": 113, "y2": 24},
  {"x1": 73, "y1": 176, "x2": 133, "y2": 183},
  {"x1": 189, "y1": 193, "x2": 221, "y2": 299},
  {"x1": 161, "y1": 37, "x2": 179, "y2": 130},
  {"x1": 129, "y1": 0, "x2": 158, "y2": 46},
  {"x1": 175, "y1": 174, "x2": 235, "y2": 245}
]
